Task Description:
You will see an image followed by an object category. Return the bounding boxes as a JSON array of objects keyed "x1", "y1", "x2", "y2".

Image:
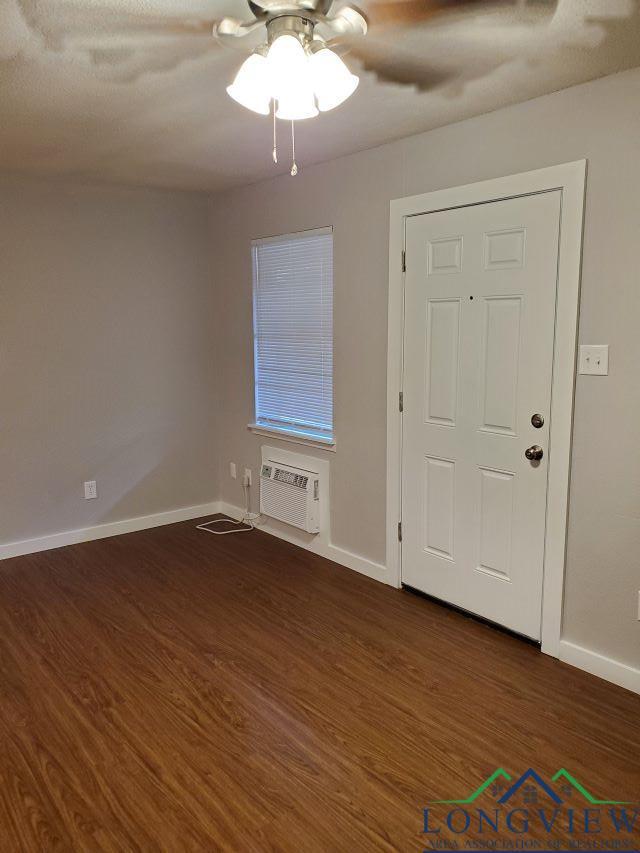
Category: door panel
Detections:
[
  {"x1": 480, "y1": 296, "x2": 521, "y2": 434},
  {"x1": 401, "y1": 192, "x2": 561, "y2": 639},
  {"x1": 424, "y1": 299, "x2": 461, "y2": 426},
  {"x1": 422, "y1": 455, "x2": 455, "y2": 560}
]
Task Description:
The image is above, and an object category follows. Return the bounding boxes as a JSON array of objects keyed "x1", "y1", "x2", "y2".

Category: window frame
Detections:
[{"x1": 248, "y1": 226, "x2": 335, "y2": 450}]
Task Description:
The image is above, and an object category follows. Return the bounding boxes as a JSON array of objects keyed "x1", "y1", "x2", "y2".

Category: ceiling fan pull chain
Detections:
[
  {"x1": 272, "y1": 101, "x2": 278, "y2": 165},
  {"x1": 290, "y1": 121, "x2": 298, "y2": 177}
]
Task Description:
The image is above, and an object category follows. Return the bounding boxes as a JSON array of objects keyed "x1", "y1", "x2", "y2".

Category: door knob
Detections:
[{"x1": 525, "y1": 445, "x2": 544, "y2": 461}]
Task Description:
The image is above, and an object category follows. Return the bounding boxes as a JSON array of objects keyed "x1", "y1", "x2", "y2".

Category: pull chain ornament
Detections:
[
  {"x1": 272, "y1": 101, "x2": 278, "y2": 164},
  {"x1": 290, "y1": 120, "x2": 298, "y2": 176}
]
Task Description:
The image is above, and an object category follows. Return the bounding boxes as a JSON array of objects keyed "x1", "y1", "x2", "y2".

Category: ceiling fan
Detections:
[
  {"x1": 28, "y1": 0, "x2": 558, "y2": 172},
  {"x1": 209, "y1": 0, "x2": 557, "y2": 171}
]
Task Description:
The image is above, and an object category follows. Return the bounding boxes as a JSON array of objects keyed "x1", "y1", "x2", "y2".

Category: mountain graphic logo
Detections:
[{"x1": 431, "y1": 768, "x2": 633, "y2": 805}]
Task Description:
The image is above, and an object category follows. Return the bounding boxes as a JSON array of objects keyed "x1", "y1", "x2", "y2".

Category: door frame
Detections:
[{"x1": 386, "y1": 161, "x2": 587, "y2": 657}]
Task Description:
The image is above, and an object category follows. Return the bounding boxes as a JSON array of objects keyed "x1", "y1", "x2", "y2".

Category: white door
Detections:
[{"x1": 401, "y1": 191, "x2": 561, "y2": 639}]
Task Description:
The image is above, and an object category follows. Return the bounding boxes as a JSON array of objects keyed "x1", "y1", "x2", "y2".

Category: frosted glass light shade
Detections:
[
  {"x1": 227, "y1": 37, "x2": 358, "y2": 121},
  {"x1": 267, "y1": 35, "x2": 307, "y2": 96},
  {"x1": 268, "y1": 35, "x2": 318, "y2": 120},
  {"x1": 226, "y1": 53, "x2": 272, "y2": 115},
  {"x1": 310, "y1": 47, "x2": 359, "y2": 111}
]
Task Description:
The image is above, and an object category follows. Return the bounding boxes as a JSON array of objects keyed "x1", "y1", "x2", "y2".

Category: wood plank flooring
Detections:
[{"x1": 0, "y1": 517, "x2": 638, "y2": 851}]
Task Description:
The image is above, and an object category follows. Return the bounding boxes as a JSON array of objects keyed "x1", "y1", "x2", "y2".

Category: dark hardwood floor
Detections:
[{"x1": 0, "y1": 517, "x2": 638, "y2": 851}]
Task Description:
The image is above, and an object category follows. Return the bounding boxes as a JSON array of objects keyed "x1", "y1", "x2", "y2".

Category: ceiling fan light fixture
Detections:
[
  {"x1": 309, "y1": 46, "x2": 359, "y2": 111},
  {"x1": 268, "y1": 34, "x2": 318, "y2": 120},
  {"x1": 266, "y1": 34, "x2": 308, "y2": 97},
  {"x1": 226, "y1": 52, "x2": 271, "y2": 115},
  {"x1": 223, "y1": 8, "x2": 367, "y2": 173},
  {"x1": 276, "y1": 92, "x2": 319, "y2": 120}
]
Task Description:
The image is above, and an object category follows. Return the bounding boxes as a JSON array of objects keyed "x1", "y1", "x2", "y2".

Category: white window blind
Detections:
[{"x1": 252, "y1": 227, "x2": 333, "y2": 442}]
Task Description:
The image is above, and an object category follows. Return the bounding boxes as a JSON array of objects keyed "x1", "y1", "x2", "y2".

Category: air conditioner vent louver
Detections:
[
  {"x1": 274, "y1": 468, "x2": 308, "y2": 489},
  {"x1": 260, "y1": 459, "x2": 320, "y2": 533}
]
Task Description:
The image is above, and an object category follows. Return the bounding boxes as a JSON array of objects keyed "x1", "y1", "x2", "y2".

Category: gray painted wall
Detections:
[
  {"x1": 209, "y1": 67, "x2": 640, "y2": 670},
  {"x1": 1, "y1": 68, "x2": 637, "y2": 673},
  {"x1": 0, "y1": 178, "x2": 218, "y2": 544}
]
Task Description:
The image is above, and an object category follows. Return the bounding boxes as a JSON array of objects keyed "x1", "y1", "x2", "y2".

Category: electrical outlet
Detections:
[
  {"x1": 243, "y1": 468, "x2": 252, "y2": 487},
  {"x1": 637, "y1": 591, "x2": 640, "y2": 621},
  {"x1": 229, "y1": 462, "x2": 237, "y2": 480},
  {"x1": 84, "y1": 480, "x2": 97, "y2": 500},
  {"x1": 578, "y1": 345, "x2": 609, "y2": 376}
]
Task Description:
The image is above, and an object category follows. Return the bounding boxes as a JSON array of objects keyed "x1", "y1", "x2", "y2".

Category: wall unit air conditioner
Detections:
[{"x1": 260, "y1": 458, "x2": 320, "y2": 533}]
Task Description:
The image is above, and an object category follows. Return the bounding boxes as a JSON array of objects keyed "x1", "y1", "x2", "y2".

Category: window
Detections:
[{"x1": 251, "y1": 227, "x2": 333, "y2": 444}]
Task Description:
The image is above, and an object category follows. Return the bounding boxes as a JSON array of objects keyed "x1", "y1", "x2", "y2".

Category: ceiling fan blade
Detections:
[
  {"x1": 85, "y1": 41, "x2": 220, "y2": 84},
  {"x1": 122, "y1": 18, "x2": 216, "y2": 37},
  {"x1": 336, "y1": 0, "x2": 560, "y2": 94},
  {"x1": 214, "y1": 18, "x2": 264, "y2": 40},
  {"x1": 363, "y1": 0, "x2": 557, "y2": 28},
  {"x1": 347, "y1": 41, "x2": 454, "y2": 90},
  {"x1": 19, "y1": 2, "x2": 224, "y2": 52},
  {"x1": 324, "y1": 5, "x2": 369, "y2": 36},
  {"x1": 64, "y1": 13, "x2": 220, "y2": 40},
  {"x1": 14, "y1": 1, "x2": 231, "y2": 82},
  {"x1": 364, "y1": 0, "x2": 488, "y2": 28}
]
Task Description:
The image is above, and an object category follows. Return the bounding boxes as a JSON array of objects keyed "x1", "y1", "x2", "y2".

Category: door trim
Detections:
[{"x1": 386, "y1": 161, "x2": 587, "y2": 657}]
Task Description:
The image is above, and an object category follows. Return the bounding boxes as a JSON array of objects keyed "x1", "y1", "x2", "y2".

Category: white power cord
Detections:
[
  {"x1": 196, "y1": 481, "x2": 261, "y2": 536},
  {"x1": 240, "y1": 480, "x2": 262, "y2": 528}
]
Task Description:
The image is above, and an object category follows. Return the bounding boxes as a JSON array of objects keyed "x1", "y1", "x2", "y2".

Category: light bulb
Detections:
[
  {"x1": 268, "y1": 35, "x2": 318, "y2": 121},
  {"x1": 309, "y1": 47, "x2": 359, "y2": 112},
  {"x1": 226, "y1": 53, "x2": 272, "y2": 115}
]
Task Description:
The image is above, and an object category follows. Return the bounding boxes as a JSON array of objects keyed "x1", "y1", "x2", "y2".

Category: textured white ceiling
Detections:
[{"x1": 1, "y1": 0, "x2": 639, "y2": 191}]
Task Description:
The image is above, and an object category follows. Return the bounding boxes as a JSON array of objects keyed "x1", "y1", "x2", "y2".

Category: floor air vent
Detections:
[{"x1": 260, "y1": 461, "x2": 320, "y2": 533}]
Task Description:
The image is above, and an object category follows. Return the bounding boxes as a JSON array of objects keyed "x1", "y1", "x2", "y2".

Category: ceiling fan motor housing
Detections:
[
  {"x1": 266, "y1": 14, "x2": 316, "y2": 46},
  {"x1": 249, "y1": 0, "x2": 334, "y2": 20}
]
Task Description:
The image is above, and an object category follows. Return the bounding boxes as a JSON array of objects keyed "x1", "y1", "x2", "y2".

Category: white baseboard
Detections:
[
  {"x1": 559, "y1": 640, "x2": 640, "y2": 695},
  {"x1": 219, "y1": 501, "x2": 390, "y2": 586},
  {"x1": 0, "y1": 500, "x2": 222, "y2": 561},
  {"x1": 4, "y1": 501, "x2": 636, "y2": 697}
]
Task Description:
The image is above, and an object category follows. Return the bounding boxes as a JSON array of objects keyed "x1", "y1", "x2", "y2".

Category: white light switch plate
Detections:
[{"x1": 578, "y1": 345, "x2": 609, "y2": 376}]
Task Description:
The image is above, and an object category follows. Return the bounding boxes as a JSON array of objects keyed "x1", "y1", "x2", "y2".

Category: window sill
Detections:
[{"x1": 247, "y1": 424, "x2": 336, "y2": 452}]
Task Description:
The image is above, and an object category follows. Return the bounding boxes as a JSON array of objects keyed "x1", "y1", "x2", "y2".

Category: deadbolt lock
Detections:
[{"x1": 531, "y1": 413, "x2": 544, "y2": 429}]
